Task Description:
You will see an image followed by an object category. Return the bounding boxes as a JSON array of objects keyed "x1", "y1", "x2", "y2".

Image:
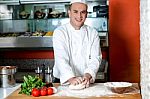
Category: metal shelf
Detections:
[{"x1": 0, "y1": 36, "x2": 53, "y2": 48}]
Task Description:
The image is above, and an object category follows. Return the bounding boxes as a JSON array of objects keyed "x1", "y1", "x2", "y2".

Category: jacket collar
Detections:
[{"x1": 68, "y1": 22, "x2": 86, "y2": 31}]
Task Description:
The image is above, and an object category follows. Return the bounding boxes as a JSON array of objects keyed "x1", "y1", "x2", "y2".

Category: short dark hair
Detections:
[{"x1": 68, "y1": 3, "x2": 88, "y2": 11}]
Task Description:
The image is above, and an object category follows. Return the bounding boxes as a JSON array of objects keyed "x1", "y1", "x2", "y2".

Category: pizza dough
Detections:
[{"x1": 69, "y1": 83, "x2": 86, "y2": 90}]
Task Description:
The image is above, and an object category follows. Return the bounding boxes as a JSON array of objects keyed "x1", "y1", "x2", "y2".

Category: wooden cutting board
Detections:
[{"x1": 6, "y1": 83, "x2": 142, "y2": 99}]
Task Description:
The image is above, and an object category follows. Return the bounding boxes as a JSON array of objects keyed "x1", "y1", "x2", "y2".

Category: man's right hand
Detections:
[{"x1": 68, "y1": 77, "x2": 83, "y2": 85}]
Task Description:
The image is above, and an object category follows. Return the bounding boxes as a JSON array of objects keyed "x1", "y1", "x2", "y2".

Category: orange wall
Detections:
[{"x1": 109, "y1": 0, "x2": 140, "y2": 82}]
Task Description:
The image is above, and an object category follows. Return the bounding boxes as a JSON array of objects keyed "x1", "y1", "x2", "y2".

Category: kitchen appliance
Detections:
[{"x1": 0, "y1": 66, "x2": 17, "y2": 88}]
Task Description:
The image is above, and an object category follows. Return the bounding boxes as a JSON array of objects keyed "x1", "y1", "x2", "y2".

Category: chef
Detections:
[{"x1": 53, "y1": 0, "x2": 102, "y2": 88}]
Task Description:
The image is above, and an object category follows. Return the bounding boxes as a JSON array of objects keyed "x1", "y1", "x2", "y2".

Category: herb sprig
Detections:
[{"x1": 19, "y1": 75, "x2": 46, "y2": 95}]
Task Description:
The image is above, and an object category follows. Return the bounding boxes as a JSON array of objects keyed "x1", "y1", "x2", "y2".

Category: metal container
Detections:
[
  {"x1": 35, "y1": 66, "x2": 53, "y2": 83},
  {"x1": 0, "y1": 66, "x2": 17, "y2": 88}
]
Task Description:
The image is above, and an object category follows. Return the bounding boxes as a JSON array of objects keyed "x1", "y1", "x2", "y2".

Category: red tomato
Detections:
[
  {"x1": 40, "y1": 87, "x2": 47, "y2": 96},
  {"x1": 32, "y1": 88, "x2": 40, "y2": 97},
  {"x1": 47, "y1": 87, "x2": 53, "y2": 95},
  {"x1": 32, "y1": 88, "x2": 37, "y2": 91}
]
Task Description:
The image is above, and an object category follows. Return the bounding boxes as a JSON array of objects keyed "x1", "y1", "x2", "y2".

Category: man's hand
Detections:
[
  {"x1": 82, "y1": 73, "x2": 92, "y2": 88},
  {"x1": 68, "y1": 77, "x2": 83, "y2": 85}
]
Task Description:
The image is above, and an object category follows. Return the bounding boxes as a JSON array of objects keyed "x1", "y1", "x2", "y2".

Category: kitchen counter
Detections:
[
  {"x1": 5, "y1": 83, "x2": 141, "y2": 99},
  {"x1": 0, "y1": 84, "x2": 21, "y2": 99}
]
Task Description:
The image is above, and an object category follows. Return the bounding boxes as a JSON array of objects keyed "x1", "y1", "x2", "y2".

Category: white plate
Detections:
[
  {"x1": 51, "y1": 87, "x2": 58, "y2": 93},
  {"x1": 104, "y1": 82, "x2": 132, "y2": 88}
]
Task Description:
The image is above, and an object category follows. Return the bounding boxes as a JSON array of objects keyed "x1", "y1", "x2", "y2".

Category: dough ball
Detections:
[{"x1": 69, "y1": 83, "x2": 86, "y2": 90}]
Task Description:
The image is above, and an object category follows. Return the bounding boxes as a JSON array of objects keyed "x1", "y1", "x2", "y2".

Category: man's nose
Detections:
[{"x1": 77, "y1": 12, "x2": 82, "y2": 18}]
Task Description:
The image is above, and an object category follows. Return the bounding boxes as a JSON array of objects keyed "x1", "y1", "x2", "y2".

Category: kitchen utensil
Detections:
[
  {"x1": 19, "y1": 11, "x2": 30, "y2": 19},
  {"x1": 19, "y1": 14, "x2": 30, "y2": 19},
  {"x1": 34, "y1": 10, "x2": 46, "y2": 19},
  {"x1": 0, "y1": 66, "x2": 17, "y2": 88},
  {"x1": 48, "y1": 11, "x2": 61, "y2": 18}
]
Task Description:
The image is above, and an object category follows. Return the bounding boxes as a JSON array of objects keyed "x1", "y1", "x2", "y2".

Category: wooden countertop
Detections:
[{"x1": 6, "y1": 83, "x2": 141, "y2": 99}]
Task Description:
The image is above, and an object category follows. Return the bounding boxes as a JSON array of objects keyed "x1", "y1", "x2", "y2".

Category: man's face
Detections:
[{"x1": 68, "y1": 3, "x2": 88, "y2": 30}]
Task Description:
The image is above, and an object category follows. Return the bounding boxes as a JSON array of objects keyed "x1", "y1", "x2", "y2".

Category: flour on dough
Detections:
[{"x1": 69, "y1": 83, "x2": 86, "y2": 90}]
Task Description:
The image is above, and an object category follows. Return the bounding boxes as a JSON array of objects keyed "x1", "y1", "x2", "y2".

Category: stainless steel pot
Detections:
[{"x1": 0, "y1": 66, "x2": 17, "y2": 88}]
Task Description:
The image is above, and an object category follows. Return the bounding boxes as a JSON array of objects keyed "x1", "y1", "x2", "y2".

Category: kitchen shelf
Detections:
[
  {"x1": 0, "y1": 36, "x2": 53, "y2": 48},
  {"x1": 0, "y1": 17, "x2": 108, "y2": 33}
]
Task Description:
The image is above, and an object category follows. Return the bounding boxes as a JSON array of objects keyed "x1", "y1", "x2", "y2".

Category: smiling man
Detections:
[
  {"x1": 68, "y1": 0, "x2": 88, "y2": 30},
  {"x1": 53, "y1": 0, "x2": 102, "y2": 88}
]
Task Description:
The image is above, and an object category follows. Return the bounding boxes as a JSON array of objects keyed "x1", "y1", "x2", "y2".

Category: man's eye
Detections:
[
  {"x1": 73, "y1": 11, "x2": 78, "y2": 13},
  {"x1": 81, "y1": 11, "x2": 87, "y2": 14}
]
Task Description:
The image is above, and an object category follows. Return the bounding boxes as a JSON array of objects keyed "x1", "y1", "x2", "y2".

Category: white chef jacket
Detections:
[{"x1": 53, "y1": 22, "x2": 102, "y2": 85}]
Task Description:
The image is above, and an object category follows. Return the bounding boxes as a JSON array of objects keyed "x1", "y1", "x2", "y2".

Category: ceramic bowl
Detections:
[{"x1": 104, "y1": 82, "x2": 132, "y2": 94}]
